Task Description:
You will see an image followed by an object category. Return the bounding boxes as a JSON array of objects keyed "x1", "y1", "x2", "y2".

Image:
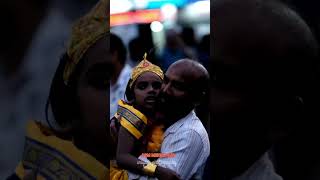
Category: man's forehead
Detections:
[{"x1": 166, "y1": 64, "x2": 196, "y2": 83}]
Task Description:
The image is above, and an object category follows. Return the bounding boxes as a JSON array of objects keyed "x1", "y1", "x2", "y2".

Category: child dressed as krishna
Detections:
[{"x1": 110, "y1": 54, "x2": 180, "y2": 180}]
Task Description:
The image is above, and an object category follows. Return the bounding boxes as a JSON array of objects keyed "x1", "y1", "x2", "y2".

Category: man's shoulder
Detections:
[
  {"x1": 183, "y1": 113, "x2": 209, "y2": 137},
  {"x1": 179, "y1": 115, "x2": 210, "y2": 147}
]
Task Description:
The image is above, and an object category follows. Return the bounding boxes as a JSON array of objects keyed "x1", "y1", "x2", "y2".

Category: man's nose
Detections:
[{"x1": 162, "y1": 83, "x2": 170, "y2": 94}]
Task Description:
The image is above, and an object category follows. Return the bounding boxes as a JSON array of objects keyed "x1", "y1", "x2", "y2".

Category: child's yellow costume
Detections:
[{"x1": 110, "y1": 54, "x2": 165, "y2": 179}]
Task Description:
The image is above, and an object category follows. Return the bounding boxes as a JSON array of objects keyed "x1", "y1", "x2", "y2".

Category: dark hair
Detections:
[
  {"x1": 46, "y1": 53, "x2": 85, "y2": 129},
  {"x1": 129, "y1": 37, "x2": 145, "y2": 63},
  {"x1": 110, "y1": 33, "x2": 127, "y2": 65},
  {"x1": 181, "y1": 26, "x2": 197, "y2": 47},
  {"x1": 124, "y1": 79, "x2": 135, "y2": 102}
]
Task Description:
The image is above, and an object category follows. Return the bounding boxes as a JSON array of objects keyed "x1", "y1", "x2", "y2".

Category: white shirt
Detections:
[
  {"x1": 128, "y1": 110, "x2": 210, "y2": 180},
  {"x1": 110, "y1": 64, "x2": 132, "y2": 118},
  {"x1": 233, "y1": 151, "x2": 283, "y2": 180}
]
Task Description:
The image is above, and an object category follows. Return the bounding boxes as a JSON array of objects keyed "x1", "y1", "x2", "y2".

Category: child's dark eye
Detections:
[
  {"x1": 87, "y1": 71, "x2": 109, "y2": 90},
  {"x1": 137, "y1": 82, "x2": 148, "y2": 90},
  {"x1": 85, "y1": 63, "x2": 112, "y2": 90}
]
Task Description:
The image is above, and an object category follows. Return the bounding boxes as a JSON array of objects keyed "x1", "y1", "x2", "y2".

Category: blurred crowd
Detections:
[{"x1": 110, "y1": 27, "x2": 210, "y2": 120}]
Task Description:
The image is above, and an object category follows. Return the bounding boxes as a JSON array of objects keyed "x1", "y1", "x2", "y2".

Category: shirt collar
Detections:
[{"x1": 164, "y1": 110, "x2": 196, "y2": 136}]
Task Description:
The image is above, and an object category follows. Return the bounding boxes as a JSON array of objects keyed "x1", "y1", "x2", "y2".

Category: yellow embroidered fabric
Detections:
[
  {"x1": 129, "y1": 53, "x2": 164, "y2": 88},
  {"x1": 15, "y1": 121, "x2": 109, "y2": 180},
  {"x1": 63, "y1": 0, "x2": 109, "y2": 85},
  {"x1": 117, "y1": 100, "x2": 148, "y2": 139},
  {"x1": 116, "y1": 99, "x2": 164, "y2": 152}
]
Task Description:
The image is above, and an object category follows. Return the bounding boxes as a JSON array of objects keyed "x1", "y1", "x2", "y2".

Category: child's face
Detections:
[{"x1": 133, "y1": 72, "x2": 162, "y2": 112}]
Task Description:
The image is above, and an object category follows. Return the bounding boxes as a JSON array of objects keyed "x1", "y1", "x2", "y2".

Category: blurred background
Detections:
[
  {"x1": 0, "y1": 0, "x2": 98, "y2": 178},
  {"x1": 110, "y1": 0, "x2": 210, "y2": 69}
]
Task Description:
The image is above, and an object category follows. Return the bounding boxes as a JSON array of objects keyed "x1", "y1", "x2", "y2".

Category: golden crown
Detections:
[{"x1": 129, "y1": 53, "x2": 164, "y2": 88}]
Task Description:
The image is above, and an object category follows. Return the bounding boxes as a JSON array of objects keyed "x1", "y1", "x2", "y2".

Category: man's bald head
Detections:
[
  {"x1": 211, "y1": 1, "x2": 319, "y2": 178},
  {"x1": 159, "y1": 59, "x2": 209, "y2": 121},
  {"x1": 213, "y1": 0, "x2": 318, "y2": 94},
  {"x1": 168, "y1": 59, "x2": 209, "y2": 96}
]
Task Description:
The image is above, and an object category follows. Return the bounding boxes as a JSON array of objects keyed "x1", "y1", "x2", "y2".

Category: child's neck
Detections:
[{"x1": 133, "y1": 104, "x2": 154, "y2": 119}]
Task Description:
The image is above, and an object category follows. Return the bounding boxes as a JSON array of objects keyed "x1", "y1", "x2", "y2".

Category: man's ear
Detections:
[{"x1": 193, "y1": 90, "x2": 207, "y2": 107}]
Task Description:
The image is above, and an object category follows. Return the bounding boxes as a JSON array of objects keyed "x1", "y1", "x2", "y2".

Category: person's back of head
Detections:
[
  {"x1": 128, "y1": 37, "x2": 145, "y2": 64},
  {"x1": 213, "y1": 0, "x2": 318, "y2": 115},
  {"x1": 181, "y1": 26, "x2": 196, "y2": 47},
  {"x1": 110, "y1": 33, "x2": 127, "y2": 65},
  {"x1": 213, "y1": 0, "x2": 317, "y2": 88}
]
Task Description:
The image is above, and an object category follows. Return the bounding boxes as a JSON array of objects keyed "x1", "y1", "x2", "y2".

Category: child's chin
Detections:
[{"x1": 144, "y1": 103, "x2": 156, "y2": 110}]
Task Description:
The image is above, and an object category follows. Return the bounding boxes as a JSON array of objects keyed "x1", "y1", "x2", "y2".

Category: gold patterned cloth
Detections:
[
  {"x1": 116, "y1": 100, "x2": 164, "y2": 152},
  {"x1": 15, "y1": 121, "x2": 109, "y2": 180},
  {"x1": 129, "y1": 53, "x2": 164, "y2": 88},
  {"x1": 63, "y1": 0, "x2": 109, "y2": 85},
  {"x1": 117, "y1": 99, "x2": 148, "y2": 139}
]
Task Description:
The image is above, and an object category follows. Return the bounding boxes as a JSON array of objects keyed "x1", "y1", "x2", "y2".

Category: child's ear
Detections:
[
  {"x1": 125, "y1": 89, "x2": 135, "y2": 102},
  {"x1": 124, "y1": 79, "x2": 135, "y2": 102}
]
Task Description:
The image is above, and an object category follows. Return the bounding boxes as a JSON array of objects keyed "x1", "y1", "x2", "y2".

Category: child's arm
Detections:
[
  {"x1": 116, "y1": 127, "x2": 180, "y2": 180},
  {"x1": 116, "y1": 126, "x2": 144, "y2": 174}
]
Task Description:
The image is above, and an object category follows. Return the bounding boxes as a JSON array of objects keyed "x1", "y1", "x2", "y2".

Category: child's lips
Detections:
[{"x1": 145, "y1": 97, "x2": 156, "y2": 103}]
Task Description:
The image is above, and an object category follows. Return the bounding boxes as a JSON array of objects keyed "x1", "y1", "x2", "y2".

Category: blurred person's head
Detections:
[
  {"x1": 199, "y1": 34, "x2": 210, "y2": 53},
  {"x1": 110, "y1": 33, "x2": 127, "y2": 85},
  {"x1": 47, "y1": 0, "x2": 109, "y2": 164},
  {"x1": 129, "y1": 37, "x2": 146, "y2": 65},
  {"x1": 125, "y1": 55, "x2": 164, "y2": 117},
  {"x1": 198, "y1": 34, "x2": 210, "y2": 67},
  {"x1": 165, "y1": 29, "x2": 184, "y2": 50},
  {"x1": 180, "y1": 26, "x2": 197, "y2": 47},
  {"x1": 158, "y1": 59, "x2": 209, "y2": 123},
  {"x1": 212, "y1": 0, "x2": 318, "y2": 178}
]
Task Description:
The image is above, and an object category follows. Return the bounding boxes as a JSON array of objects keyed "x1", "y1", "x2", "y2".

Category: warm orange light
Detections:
[{"x1": 110, "y1": 9, "x2": 162, "y2": 26}]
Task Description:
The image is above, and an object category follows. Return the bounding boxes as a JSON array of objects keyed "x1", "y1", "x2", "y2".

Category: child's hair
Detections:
[
  {"x1": 46, "y1": 52, "x2": 85, "y2": 130},
  {"x1": 124, "y1": 79, "x2": 135, "y2": 103}
]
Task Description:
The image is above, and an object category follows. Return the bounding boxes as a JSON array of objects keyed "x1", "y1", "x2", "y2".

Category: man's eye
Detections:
[
  {"x1": 173, "y1": 83, "x2": 185, "y2": 91},
  {"x1": 87, "y1": 71, "x2": 109, "y2": 90}
]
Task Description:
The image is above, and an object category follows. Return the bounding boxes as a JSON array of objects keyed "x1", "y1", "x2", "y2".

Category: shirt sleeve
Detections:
[{"x1": 156, "y1": 130, "x2": 204, "y2": 180}]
